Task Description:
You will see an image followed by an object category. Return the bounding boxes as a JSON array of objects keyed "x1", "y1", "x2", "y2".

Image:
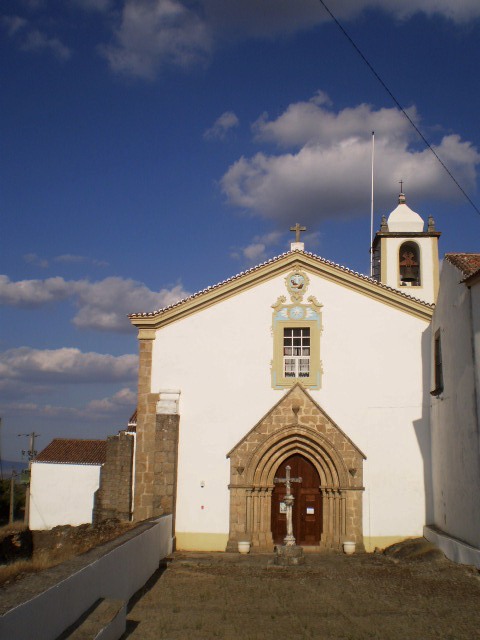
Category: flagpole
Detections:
[{"x1": 370, "y1": 131, "x2": 375, "y2": 277}]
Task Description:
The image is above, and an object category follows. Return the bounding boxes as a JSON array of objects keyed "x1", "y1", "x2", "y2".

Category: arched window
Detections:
[{"x1": 399, "y1": 241, "x2": 421, "y2": 286}]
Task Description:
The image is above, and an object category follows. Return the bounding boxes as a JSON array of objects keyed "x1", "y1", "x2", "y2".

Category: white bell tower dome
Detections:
[{"x1": 371, "y1": 193, "x2": 440, "y2": 304}]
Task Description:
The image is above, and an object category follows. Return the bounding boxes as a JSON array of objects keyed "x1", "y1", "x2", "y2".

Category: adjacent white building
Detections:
[
  {"x1": 29, "y1": 439, "x2": 106, "y2": 530},
  {"x1": 425, "y1": 253, "x2": 480, "y2": 567}
]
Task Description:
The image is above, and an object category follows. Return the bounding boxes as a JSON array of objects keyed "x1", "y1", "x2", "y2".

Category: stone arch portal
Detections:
[{"x1": 226, "y1": 384, "x2": 366, "y2": 551}]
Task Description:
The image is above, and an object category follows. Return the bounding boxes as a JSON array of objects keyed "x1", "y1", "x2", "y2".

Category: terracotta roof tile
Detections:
[
  {"x1": 445, "y1": 253, "x2": 480, "y2": 277},
  {"x1": 35, "y1": 439, "x2": 107, "y2": 465}
]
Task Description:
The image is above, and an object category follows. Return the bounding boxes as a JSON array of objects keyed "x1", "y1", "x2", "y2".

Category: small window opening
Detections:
[{"x1": 431, "y1": 331, "x2": 444, "y2": 396}]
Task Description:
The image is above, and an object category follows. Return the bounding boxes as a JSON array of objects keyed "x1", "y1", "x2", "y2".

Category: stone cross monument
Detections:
[{"x1": 274, "y1": 465, "x2": 302, "y2": 546}]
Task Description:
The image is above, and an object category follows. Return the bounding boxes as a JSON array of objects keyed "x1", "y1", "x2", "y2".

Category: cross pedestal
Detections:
[{"x1": 273, "y1": 465, "x2": 305, "y2": 565}]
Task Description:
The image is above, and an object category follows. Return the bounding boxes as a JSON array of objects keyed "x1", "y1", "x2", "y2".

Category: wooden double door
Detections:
[{"x1": 271, "y1": 454, "x2": 322, "y2": 546}]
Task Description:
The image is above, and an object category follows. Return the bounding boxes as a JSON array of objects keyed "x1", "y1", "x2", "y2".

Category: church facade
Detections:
[{"x1": 129, "y1": 195, "x2": 440, "y2": 553}]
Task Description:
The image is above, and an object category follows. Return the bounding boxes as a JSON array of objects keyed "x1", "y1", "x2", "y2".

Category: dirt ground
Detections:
[{"x1": 122, "y1": 542, "x2": 480, "y2": 640}]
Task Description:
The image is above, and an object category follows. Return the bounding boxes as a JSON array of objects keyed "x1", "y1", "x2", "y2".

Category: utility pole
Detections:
[
  {"x1": 9, "y1": 470, "x2": 16, "y2": 524},
  {"x1": 18, "y1": 432, "x2": 40, "y2": 526},
  {"x1": 18, "y1": 432, "x2": 40, "y2": 461}
]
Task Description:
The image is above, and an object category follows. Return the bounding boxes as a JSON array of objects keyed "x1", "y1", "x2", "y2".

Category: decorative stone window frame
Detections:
[{"x1": 271, "y1": 295, "x2": 323, "y2": 389}]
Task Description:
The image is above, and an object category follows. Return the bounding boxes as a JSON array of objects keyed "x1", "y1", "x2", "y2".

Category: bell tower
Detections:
[{"x1": 371, "y1": 192, "x2": 441, "y2": 304}]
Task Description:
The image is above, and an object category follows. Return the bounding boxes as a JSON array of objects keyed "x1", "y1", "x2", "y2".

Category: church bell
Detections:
[{"x1": 400, "y1": 265, "x2": 418, "y2": 282}]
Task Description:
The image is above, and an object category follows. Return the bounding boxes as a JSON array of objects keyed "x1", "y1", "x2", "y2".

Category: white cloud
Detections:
[
  {"x1": 86, "y1": 387, "x2": 137, "y2": 413},
  {"x1": 6, "y1": 1, "x2": 480, "y2": 79},
  {"x1": 2, "y1": 15, "x2": 28, "y2": 36},
  {"x1": 71, "y1": 278, "x2": 188, "y2": 331},
  {"x1": 202, "y1": 0, "x2": 480, "y2": 41},
  {"x1": 1, "y1": 387, "x2": 137, "y2": 421},
  {"x1": 97, "y1": 1, "x2": 480, "y2": 78},
  {"x1": 0, "y1": 275, "x2": 72, "y2": 307},
  {"x1": 221, "y1": 95, "x2": 480, "y2": 225},
  {"x1": 0, "y1": 347, "x2": 138, "y2": 383},
  {"x1": 252, "y1": 92, "x2": 416, "y2": 148},
  {"x1": 72, "y1": 0, "x2": 113, "y2": 11},
  {"x1": 20, "y1": 29, "x2": 71, "y2": 60},
  {"x1": 22, "y1": 253, "x2": 109, "y2": 268},
  {"x1": 231, "y1": 231, "x2": 283, "y2": 264},
  {"x1": 0, "y1": 275, "x2": 189, "y2": 332},
  {"x1": 2, "y1": 15, "x2": 71, "y2": 60},
  {"x1": 101, "y1": 0, "x2": 212, "y2": 79},
  {"x1": 54, "y1": 254, "x2": 108, "y2": 267},
  {"x1": 204, "y1": 111, "x2": 239, "y2": 140},
  {"x1": 23, "y1": 253, "x2": 49, "y2": 269}
]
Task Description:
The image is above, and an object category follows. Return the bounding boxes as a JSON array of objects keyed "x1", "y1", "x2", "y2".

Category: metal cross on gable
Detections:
[{"x1": 290, "y1": 223, "x2": 306, "y2": 243}]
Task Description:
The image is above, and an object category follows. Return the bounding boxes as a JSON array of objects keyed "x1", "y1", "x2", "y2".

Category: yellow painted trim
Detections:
[
  {"x1": 363, "y1": 535, "x2": 418, "y2": 553},
  {"x1": 380, "y1": 237, "x2": 388, "y2": 283},
  {"x1": 130, "y1": 253, "x2": 433, "y2": 331},
  {"x1": 176, "y1": 532, "x2": 229, "y2": 552},
  {"x1": 431, "y1": 237, "x2": 440, "y2": 300}
]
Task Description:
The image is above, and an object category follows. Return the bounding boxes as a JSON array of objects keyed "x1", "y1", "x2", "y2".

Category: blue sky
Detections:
[{"x1": 1, "y1": 0, "x2": 480, "y2": 462}]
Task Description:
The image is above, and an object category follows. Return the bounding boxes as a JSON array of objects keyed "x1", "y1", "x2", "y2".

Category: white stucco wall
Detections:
[
  {"x1": 150, "y1": 267, "x2": 431, "y2": 548},
  {"x1": 430, "y1": 262, "x2": 480, "y2": 549},
  {"x1": 29, "y1": 462, "x2": 102, "y2": 530}
]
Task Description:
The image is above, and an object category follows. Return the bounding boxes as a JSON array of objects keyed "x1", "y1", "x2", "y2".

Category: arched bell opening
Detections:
[{"x1": 399, "y1": 241, "x2": 421, "y2": 286}]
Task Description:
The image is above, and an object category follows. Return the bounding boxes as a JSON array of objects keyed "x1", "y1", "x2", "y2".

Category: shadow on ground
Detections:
[{"x1": 121, "y1": 539, "x2": 480, "y2": 640}]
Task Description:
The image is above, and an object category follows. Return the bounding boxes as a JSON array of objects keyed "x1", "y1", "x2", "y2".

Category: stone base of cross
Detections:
[{"x1": 274, "y1": 464, "x2": 302, "y2": 547}]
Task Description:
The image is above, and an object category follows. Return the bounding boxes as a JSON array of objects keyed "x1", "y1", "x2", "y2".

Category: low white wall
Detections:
[
  {"x1": 0, "y1": 516, "x2": 173, "y2": 640},
  {"x1": 29, "y1": 463, "x2": 101, "y2": 530},
  {"x1": 424, "y1": 525, "x2": 480, "y2": 569}
]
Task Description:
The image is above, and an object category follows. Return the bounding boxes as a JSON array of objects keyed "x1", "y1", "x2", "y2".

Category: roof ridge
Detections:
[
  {"x1": 36, "y1": 438, "x2": 108, "y2": 465},
  {"x1": 129, "y1": 250, "x2": 434, "y2": 318},
  {"x1": 445, "y1": 253, "x2": 480, "y2": 277}
]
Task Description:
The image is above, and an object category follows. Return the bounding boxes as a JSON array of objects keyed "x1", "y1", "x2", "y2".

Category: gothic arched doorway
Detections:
[
  {"x1": 271, "y1": 454, "x2": 322, "y2": 546},
  {"x1": 226, "y1": 384, "x2": 365, "y2": 552}
]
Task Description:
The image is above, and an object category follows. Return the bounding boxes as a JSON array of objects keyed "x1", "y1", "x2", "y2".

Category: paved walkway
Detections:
[{"x1": 122, "y1": 545, "x2": 480, "y2": 640}]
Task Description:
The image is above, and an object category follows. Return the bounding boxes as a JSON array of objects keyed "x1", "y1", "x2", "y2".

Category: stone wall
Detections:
[
  {"x1": 152, "y1": 413, "x2": 179, "y2": 522},
  {"x1": 132, "y1": 333, "x2": 159, "y2": 522},
  {"x1": 132, "y1": 331, "x2": 180, "y2": 529},
  {"x1": 94, "y1": 432, "x2": 134, "y2": 523}
]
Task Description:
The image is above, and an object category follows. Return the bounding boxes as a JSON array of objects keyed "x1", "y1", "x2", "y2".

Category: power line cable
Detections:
[{"x1": 318, "y1": 0, "x2": 480, "y2": 216}]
